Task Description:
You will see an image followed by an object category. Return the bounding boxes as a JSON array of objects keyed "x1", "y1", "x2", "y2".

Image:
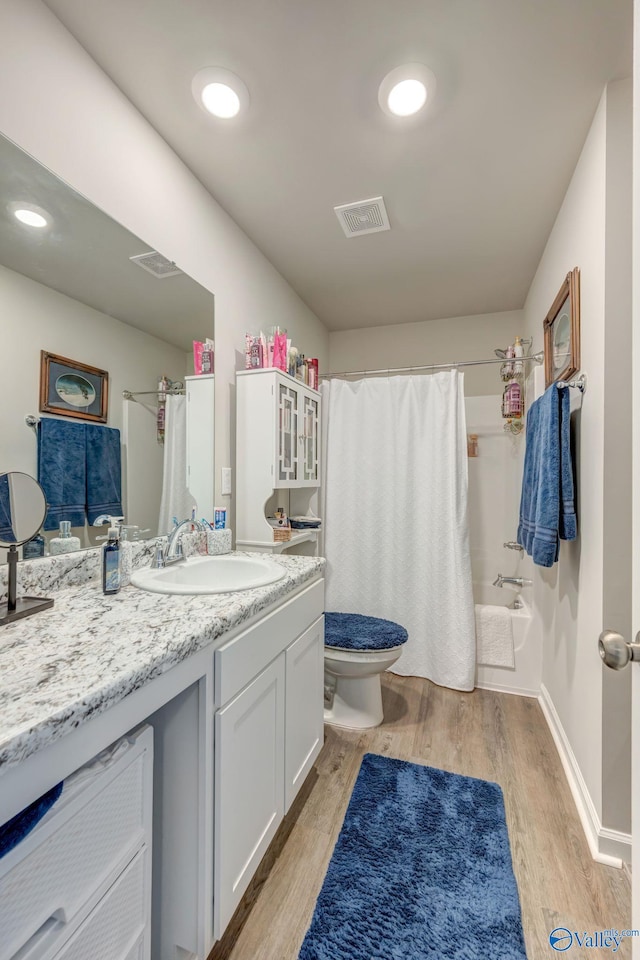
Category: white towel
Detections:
[{"x1": 475, "y1": 604, "x2": 514, "y2": 668}]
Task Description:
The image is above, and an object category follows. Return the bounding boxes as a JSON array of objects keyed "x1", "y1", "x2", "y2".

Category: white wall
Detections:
[
  {"x1": 0, "y1": 0, "x2": 329, "y2": 528},
  {"x1": 328, "y1": 310, "x2": 523, "y2": 396},
  {"x1": 0, "y1": 264, "x2": 186, "y2": 542},
  {"x1": 523, "y1": 80, "x2": 632, "y2": 848}
]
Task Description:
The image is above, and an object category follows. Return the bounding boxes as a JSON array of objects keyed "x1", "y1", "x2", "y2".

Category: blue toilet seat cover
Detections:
[{"x1": 324, "y1": 612, "x2": 408, "y2": 652}]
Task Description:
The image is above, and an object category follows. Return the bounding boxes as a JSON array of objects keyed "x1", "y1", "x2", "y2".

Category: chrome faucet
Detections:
[
  {"x1": 152, "y1": 518, "x2": 206, "y2": 568},
  {"x1": 493, "y1": 574, "x2": 532, "y2": 589}
]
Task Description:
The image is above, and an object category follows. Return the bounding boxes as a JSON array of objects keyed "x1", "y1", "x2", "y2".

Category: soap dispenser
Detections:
[
  {"x1": 49, "y1": 520, "x2": 81, "y2": 555},
  {"x1": 102, "y1": 526, "x2": 121, "y2": 595}
]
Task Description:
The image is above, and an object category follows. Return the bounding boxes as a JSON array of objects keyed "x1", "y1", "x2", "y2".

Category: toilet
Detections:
[{"x1": 323, "y1": 612, "x2": 408, "y2": 729}]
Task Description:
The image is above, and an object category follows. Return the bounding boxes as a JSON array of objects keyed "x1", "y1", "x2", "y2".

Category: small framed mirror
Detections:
[
  {"x1": 0, "y1": 472, "x2": 54, "y2": 625},
  {"x1": 543, "y1": 267, "x2": 581, "y2": 388}
]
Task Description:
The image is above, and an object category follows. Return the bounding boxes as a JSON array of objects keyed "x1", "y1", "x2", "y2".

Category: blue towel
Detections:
[
  {"x1": 38, "y1": 418, "x2": 87, "y2": 530},
  {"x1": 86, "y1": 424, "x2": 123, "y2": 525},
  {"x1": 517, "y1": 384, "x2": 577, "y2": 567},
  {"x1": 0, "y1": 473, "x2": 16, "y2": 542},
  {"x1": 0, "y1": 782, "x2": 63, "y2": 859}
]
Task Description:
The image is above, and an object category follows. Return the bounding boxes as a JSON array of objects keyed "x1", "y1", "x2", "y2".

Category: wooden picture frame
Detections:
[
  {"x1": 39, "y1": 351, "x2": 109, "y2": 423},
  {"x1": 543, "y1": 268, "x2": 580, "y2": 388}
]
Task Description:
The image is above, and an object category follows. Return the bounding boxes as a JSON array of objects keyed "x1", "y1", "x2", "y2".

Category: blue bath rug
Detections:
[{"x1": 299, "y1": 754, "x2": 527, "y2": 960}]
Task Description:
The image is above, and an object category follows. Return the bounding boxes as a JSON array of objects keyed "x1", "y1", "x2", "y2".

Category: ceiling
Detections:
[
  {"x1": 44, "y1": 0, "x2": 631, "y2": 331},
  {"x1": 0, "y1": 134, "x2": 213, "y2": 350}
]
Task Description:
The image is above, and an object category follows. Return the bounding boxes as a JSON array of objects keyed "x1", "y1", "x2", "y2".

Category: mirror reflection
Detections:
[
  {"x1": 0, "y1": 134, "x2": 215, "y2": 561},
  {"x1": 0, "y1": 472, "x2": 47, "y2": 546}
]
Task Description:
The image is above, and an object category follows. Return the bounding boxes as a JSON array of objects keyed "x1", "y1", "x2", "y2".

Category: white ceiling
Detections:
[
  {"x1": 44, "y1": 0, "x2": 631, "y2": 331},
  {"x1": 0, "y1": 134, "x2": 214, "y2": 350}
]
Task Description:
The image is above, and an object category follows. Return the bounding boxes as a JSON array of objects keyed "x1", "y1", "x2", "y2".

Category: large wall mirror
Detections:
[{"x1": 0, "y1": 133, "x2": 215, "y2": 561}]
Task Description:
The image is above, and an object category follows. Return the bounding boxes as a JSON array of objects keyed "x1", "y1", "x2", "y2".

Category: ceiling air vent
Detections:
[
  {"x1": 334, "y1": 196, "x2": 390, "y2": 237},
  {"x1": 129, "y1": 251, "x2": 184, "y2": 278}
]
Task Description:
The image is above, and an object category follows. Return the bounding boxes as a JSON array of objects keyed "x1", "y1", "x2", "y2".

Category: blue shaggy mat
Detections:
[{"x1": 299, "y1": 754, "x2": 527, "y2": 960}]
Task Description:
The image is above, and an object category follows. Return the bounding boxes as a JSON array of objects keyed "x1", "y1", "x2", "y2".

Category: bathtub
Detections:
[{"x1": 473, "y1": 583, "x2": 541, "y2": 697}]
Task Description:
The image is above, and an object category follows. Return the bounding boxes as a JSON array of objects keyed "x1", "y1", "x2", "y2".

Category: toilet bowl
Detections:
[{"x1": 324, "y1": 613, "x2": 408, "y2": 729}]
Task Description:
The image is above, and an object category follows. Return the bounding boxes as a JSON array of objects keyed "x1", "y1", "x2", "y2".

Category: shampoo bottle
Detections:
[
  {"x1": 49, "y1": 520, "x2": 81, "y2": 555},
  {"x1": 102, "y1": 526, "x2": 121, "y2": 595},
  {"x1": 513, "y1": 336, "x2": 524, "y2": 377}
]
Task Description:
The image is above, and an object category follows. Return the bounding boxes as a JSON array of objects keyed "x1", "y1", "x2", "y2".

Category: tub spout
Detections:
[{"x1": 493, "y1": 574, "x2": 532, "y2": 589}]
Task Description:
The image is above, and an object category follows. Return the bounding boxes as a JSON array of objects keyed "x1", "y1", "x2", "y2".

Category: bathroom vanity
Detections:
[{"x1": 0, "y1": 550, "x2": 325, "y2": 960}]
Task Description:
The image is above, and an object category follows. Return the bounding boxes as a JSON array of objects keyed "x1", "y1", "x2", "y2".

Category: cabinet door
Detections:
[
  {"x1": 299, "y1": 391, "x2": 320, "y2": 486},
  {"x1": 285, "y1": 617, "x2": 324, "y2": 811},
  {"x1": 276, "y1": 381, "x2": 299, "y2": 484},
  {"x1": 214, "y1": 656, "x2": 285, "y2": 937}
]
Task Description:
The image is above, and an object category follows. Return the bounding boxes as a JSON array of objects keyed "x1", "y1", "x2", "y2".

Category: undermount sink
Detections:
[{"x1": 130, "y1": 554, "x2": 285, "y2": 595}]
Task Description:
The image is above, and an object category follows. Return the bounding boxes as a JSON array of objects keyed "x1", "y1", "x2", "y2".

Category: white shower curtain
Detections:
[
  {"x1": 157, "y1": 395, "x2": 196, "y2": 535},
  {"x1": 322, "y1": 371, "x2": 476, "y2": 690}
]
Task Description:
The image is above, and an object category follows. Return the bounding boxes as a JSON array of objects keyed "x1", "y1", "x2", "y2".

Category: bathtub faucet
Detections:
[{"x1": 493, "y1": 574, "x2": 532, "y2": 589}]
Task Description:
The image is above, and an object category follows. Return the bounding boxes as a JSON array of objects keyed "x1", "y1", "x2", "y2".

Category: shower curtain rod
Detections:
[{"x1": 320, "y1": 351, "x2": 544, "y2": 380}]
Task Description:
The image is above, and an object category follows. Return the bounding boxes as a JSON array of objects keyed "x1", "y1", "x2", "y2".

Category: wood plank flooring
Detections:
[{"x1": 208, "y1": 676, "x2": 631, "y2": 960}]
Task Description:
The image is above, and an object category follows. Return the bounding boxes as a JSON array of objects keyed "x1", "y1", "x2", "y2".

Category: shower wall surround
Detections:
[
  {"x1": 465, "y1": 395, "x2": 541, "y2": 697},
  {"x1": 465, "y1": 395, "x2": 532, "y2": 593}
]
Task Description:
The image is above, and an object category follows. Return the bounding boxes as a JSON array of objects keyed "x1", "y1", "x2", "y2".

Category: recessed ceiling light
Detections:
[
  {"x1": 192, "y1": 67, "x2": 249, "y2": 119},
  {"x1": 387, "y1": 79, "x2": 427, "y2": 117},
  {"x1": 9, "y1": 202, "x2": 50, "y2": 228},
  {"x1": 378, "y1": 63, "x2": 436, "y2": 119},
  {"x1": 202, "y1": 83, "x2": 240, "y2": 118}
]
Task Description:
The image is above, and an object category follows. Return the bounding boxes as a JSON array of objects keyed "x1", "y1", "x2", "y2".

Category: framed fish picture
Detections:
[
  {"x1": 543, "y1": 268, "x2": 580, "y2": 389},
  {"x1": 39, "y1": 351, "x2": 108, "y2": 422}
]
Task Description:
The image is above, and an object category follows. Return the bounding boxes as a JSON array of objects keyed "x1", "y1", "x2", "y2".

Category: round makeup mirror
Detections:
[
  {"x1": 0, "y1": 472, "x2": 53, "y2": 625},
  {"x1": 0, "y1": 472, "x2": 47, "y2": 546}
]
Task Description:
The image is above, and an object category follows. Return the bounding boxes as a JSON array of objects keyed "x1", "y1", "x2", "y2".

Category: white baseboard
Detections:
[
  {"x1": 475, "y1": 679, "x2": 539, "y2": 699},
  {"x1": 538, "y1": 684, "x2": 630, "y2": 867}
]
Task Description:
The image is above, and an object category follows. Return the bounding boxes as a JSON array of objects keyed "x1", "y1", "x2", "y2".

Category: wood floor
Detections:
[{"x1": 208, "y1": 676, "x2": 631, "y2": 960}]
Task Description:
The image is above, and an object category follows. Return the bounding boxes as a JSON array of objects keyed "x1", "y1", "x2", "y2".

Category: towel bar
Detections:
[
  {"x1": 557, "y1": 373, "x2": 586, "y2": 393},
  {"x1": 25, "y1": 415, "x2": 39, "y2": 428}
]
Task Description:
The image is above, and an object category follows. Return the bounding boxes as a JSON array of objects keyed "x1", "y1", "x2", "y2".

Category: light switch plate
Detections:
[{"x1": 221, "y1": 467, "x2": 232, "y2": 496}]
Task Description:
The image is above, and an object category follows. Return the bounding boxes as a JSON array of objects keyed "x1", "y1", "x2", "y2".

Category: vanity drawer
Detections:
[
  {"x1": 0, "y1": 726, "x2": 152, "y2": 960},
  {"x1": 51, "y1": 847, "x2": 148, "y2": 960},
  {"x1": 214, "y1": 578, "x2": 324, "y2": 706}
]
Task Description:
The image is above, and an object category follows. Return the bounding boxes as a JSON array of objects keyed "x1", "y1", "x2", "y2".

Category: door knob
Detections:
[{"x1": 598, "y1": 630, "x2": 640, "y2": 670}]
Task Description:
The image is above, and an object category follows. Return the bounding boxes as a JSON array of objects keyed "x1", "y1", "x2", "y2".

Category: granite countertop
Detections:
[{"x1": 0, "y1": 553, "x2": 325, "y2": 774}]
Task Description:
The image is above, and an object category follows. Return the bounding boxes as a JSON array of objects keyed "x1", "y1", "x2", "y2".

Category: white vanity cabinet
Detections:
[
  {"x1": 236, "y1": 369, "x2": 322, "y2": 552},
  {"x1": 0, "y1": 727, "x2": 153, "y2": 960},
  {"x1": 212, "y1": 580, "x2": 324, "y2": 936},
  {"x1": 0, "y1": 564, "x2": 325, "y2": 960}
]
